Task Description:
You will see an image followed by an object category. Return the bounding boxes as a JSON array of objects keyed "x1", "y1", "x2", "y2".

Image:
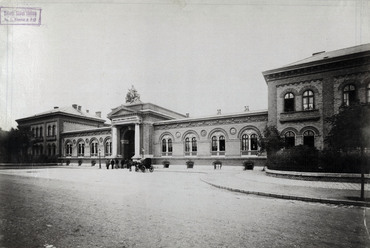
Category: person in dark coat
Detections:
[
  {"x1": 110, "y1": 159, "x2": 115, "y2": 169},
  {"x1": 106, "y1": 160, "x2": 110, "y2": 169}
]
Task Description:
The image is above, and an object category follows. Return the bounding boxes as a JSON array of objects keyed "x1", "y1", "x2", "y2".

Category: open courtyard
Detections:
[{"x1": 0, "y1": 166, "x2": 369, "y2": 248}]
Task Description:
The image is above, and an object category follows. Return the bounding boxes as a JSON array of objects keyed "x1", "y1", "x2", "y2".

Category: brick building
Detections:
[
  {"x1": 263, "y1": 43, "x2": 370, "y2": 150},
  {"x1": 16, "y1": 43, "x2": 370, "y2": 166}
]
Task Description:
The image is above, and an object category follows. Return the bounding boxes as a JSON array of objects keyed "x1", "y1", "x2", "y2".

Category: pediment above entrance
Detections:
[{"x1": 107, "y1": 106, "x2": 137, "y2": 119}]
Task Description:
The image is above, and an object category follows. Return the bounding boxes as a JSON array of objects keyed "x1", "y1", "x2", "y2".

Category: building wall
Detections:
[
  {"x1": 266, "y1": 60, "x2": 370, "y2": 150},
  {"x1": 152, "y1": 114, "x2": 268, "y2": 166},
  {"x1": 61, "y1": 129, "x2": 111, "y2": 165}
]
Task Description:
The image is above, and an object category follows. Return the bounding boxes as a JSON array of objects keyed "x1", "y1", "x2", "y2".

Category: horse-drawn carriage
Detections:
[{"x1": 133, "y1": 158, "x2": 154, "y2": 173}]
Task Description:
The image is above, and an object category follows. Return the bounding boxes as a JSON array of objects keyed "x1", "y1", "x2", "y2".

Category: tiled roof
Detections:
[
  {"x1": 284, "y1": 43, "x2": 370, "y2": 68},
  {"x1": 17, "y1": 106, "x2": 104, "y2": 122}
]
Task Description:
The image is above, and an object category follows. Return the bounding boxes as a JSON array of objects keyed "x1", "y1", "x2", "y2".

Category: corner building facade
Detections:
[
  {"x1": 16, "y1": 44, "x2": 370, "y2": 166},
  {"x1": 263, "y1": 44, "x2": 370, "y2": 150}
]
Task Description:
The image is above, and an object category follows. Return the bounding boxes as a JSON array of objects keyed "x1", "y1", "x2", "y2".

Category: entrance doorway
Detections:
[{"x1": 123, "y1": 130, "x2": 135, "y2": 160}]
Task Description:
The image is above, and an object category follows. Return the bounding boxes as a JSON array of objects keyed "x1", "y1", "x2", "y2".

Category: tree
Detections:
[
  {"x1": 125, "y1": 85, "x2": 141, "y2": 104},
  {"x1": 325, "y1": 102, "x2": 370, "y2": 200},
  {"x1": 259, "y1": 125, "x2": 284, "y2": 170},
  {"x1": 0, "y1": 127, "x2": 32, "y2": 163},
  {"x1": 260, "y1": 125, "x2": 284, "y2": 156}
]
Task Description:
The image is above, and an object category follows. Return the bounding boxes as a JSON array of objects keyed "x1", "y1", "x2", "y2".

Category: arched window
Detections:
[
  {"x1": 241, "y1": 132, "x2": 259, "y2": 155},
  {"x1": 78, "y1": 141, "x2": 85, "y2": 156},
  {"x1": 52, "y1": 125, "x2": 56, "y2": 136},
  {"x1": 105, "y1": 139, "x2": 112, "y2": 156},
  {"x1": 184, "y1": 135, "x2": 197, "y2": 156},
  {"x1": 168, "y1": 139, "x2": 173, "y2": 153},
  {"x1": 32, "y1": 128, "x2": 35, "y2": 137},
  {"x1": 343, "y1": 84, "x2": 356, "y2": 106},
  {"x1": 48, "y1": 126, "x2": 51, "y2": 136},
  {"x1": 303, "y1": 130, "x2": 315, "y2": 147},
  {"x1": 241, "y1": 134, "x2": 249, "y2": 151},
  {"x1": 162, "y1": 139, "x2": 167, "y2": 153},
  {"x1": 65, "y1": 142, "x2": 72, "y2": 156},
  {"x1": 211, "y1": 134, "x2": 226, "y2": 156},
  {"x1": 250, "y1": 134, "x2": 258, "y2": 151},
  {"x1": 191, "y1": 137, "x2": 197, "y2": 153},
  {"x1": 161, "y1": 137, "x2": 173, "y2": 156},
  {"x1": 48, "y1": 144, "x2": 51, "y2": 155},
  {"x1": 284, "y1": 92, "x2": 295, "y2": 112},
  {"x1": 36, "y1": 127, "x2": 39, "y2": 137},
  {"x1": 90, "y1": 140, "x2": 98, "y2": 156},
  {"x1": 40, "y1": 127, "x2": 43, "y2": 137},
  {"x1": 211, "y1": 136, "x2": 217, "y2": 152},
  {"x1": 302, "y1": 90, "x2": 314, "y2": 110},
  {"x1": 367, "y1": 83, "x2": 370, "y2": 103},
  {"x1": 185, "y1": 137, "x2": 190, "y2": 153},
  {"x1": 285, "y1": 131, "x2": 295, "y2": 148}
]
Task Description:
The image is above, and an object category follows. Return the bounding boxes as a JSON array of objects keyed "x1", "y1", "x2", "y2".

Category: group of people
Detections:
[{"x1": 105, "y1": 159, "x2": 133, "y2": 170}]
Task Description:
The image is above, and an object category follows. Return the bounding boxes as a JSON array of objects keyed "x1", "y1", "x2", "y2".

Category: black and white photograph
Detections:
[{"x1": 1, "y1": 0, "x2": 370, "y2": 247}]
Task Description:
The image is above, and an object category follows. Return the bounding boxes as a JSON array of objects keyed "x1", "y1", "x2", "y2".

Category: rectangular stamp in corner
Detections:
[{"x1": 0, "y1": 7, "x2": 41, "y2": 25}]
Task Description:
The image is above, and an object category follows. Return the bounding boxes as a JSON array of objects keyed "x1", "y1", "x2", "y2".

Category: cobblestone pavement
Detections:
[{"x1": 0, "y1": 167, "x2": 369, "y2": 247}]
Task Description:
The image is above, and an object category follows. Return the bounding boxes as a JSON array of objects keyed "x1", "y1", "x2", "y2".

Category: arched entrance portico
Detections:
[{"x1": 122, "y1": 129, "x2": 135, "y2": 160}]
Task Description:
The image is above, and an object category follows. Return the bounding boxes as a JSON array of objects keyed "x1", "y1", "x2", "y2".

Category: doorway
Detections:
[{"x1": 123, "y1": 130, "x2": 135, "y2": 160}]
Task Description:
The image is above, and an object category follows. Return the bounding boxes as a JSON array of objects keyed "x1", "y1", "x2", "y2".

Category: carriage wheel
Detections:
[{"x1": 149, "y1": 167, "x2": 154, "y2": 173}]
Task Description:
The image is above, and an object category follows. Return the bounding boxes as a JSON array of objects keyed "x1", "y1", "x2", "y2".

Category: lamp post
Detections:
[{"x1": 98, "y1": 148, "x2": 101, "y2": 169}]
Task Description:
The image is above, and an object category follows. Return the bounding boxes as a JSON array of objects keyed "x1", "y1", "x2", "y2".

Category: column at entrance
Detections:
[
  {"x1": 133, "y1": 123, "x2": 141, "y2": 159},
  {"x1": 111, "y1": 126, "x2": 118, "y2": 157}
]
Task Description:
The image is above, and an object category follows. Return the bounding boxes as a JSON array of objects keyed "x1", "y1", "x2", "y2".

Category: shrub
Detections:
[
  {"x1": 186, "y1": 160, "x2": 194, "y2": 169},
  {"x1": 163, "y1": 160, "x2": 170, "y2": 168},
  {"x1": 91, "y1": 160, "x2": 96, "y2": 166},
  {"x1": 213, "y1": 160, "x2": 222, "y2": 169},
  {"x1": 267, "y1": 145, "x2": 319, "y2": 172},
  {"x1": 78, "y1": 159, "x2": 83, "y2": 166},
  {"x1": 243, "y1": 160, "x2": 254, "y2": 170},
  {"x1": 319, "y1": 150, "x2": 369, "y2": 173},
  {"x1": 66, "y1": 160, "x2": 70, "y2": 166}
]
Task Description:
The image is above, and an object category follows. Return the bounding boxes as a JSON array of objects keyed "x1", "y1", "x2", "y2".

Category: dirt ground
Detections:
[{"x1": 0, "y1": 167, "x2": 369, "y2": 248}]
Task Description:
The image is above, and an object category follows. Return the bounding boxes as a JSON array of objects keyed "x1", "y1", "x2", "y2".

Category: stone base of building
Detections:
[{"x1": 153, "y1": 156, "x2": 267, "y2": 167}]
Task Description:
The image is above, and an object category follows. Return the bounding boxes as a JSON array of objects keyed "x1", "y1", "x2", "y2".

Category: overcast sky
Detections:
[{"x1": 1, "y1": 0, "x2": 369, "y2": 130}]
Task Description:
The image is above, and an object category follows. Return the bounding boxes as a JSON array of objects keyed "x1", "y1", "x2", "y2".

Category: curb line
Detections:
[{"x1": 200, "y1": 178, "x2": 370, "y2": 208}]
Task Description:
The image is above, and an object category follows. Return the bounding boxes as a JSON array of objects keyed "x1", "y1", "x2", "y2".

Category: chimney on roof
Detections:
[
  {"x1": 72, "y1": 104, "x2": 78, "y2": 109},
  {"x1": 312, "y1": 51, "x2": 325, "y2": 56},
  {"x1": 186, "y1": 113, "x2": 189, "y2": 118},
  {"x1": 95, "y1": 111, "x2": 101, "y2": 118},
  {"x1": 86, "y1": 110, "x2": 89, "y2": 113},
  {"x1": 244, "y1": 106, "x2": 249, "y2": 112},
  {"x1": 78, "y1": 106, "x2": 81, "y2": 111},
  {"x1": 217, "y1": 109, "x2": 221, "y2": 115},
  {"x1": 54, "y1": 106, "x2": 59, "y2": 109}
]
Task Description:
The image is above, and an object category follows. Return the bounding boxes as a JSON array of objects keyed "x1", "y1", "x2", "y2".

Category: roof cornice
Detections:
[
  {"x1": 263, "y1": 50, "x2": 370, "y2": 82},
  {"x1": 16, "y1": 112, "x2": 105, "y2": 124},
  {"x1": 153, "y1": 110, "x2": 268, "y2": 126}
]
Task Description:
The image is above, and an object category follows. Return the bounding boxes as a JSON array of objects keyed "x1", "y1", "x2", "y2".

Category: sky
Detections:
[{"x1": 1, "y1": 0, "x2": 370, "y2": 130}]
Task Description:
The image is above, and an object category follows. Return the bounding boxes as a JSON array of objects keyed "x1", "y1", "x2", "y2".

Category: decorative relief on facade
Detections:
[
  {"x1": 276, "y1": 79, "x2": 322, "y2": 89},
  {"x1": 230, "y1": 127, "x2": 236, "y2": 135},
  {"x1": 99, "y1": 137, "x2": 103, "y2": 143},
  {"x1": 279, "y1": 110, "x2": 321, "y2": 123},
  {"x1": 176, "y1": 132, "x2": 181, "y2": 138},
  {"x1": 334, "y1": 71, "x2": 370, "y2": 81},
  {"x1": 85, "y1": 138, "x2": 89, "y2": 143},
  {"x1": 201, "y1": 130, "x2": 207, "y2": 137},
  {"x1": 154, "y1": 115, "x2": 267, "y2": 130}
]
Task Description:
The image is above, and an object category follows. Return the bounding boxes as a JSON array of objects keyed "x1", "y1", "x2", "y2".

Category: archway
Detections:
[{"x1": 122, "y1": 130, "x2": 135, "y2": 160}]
